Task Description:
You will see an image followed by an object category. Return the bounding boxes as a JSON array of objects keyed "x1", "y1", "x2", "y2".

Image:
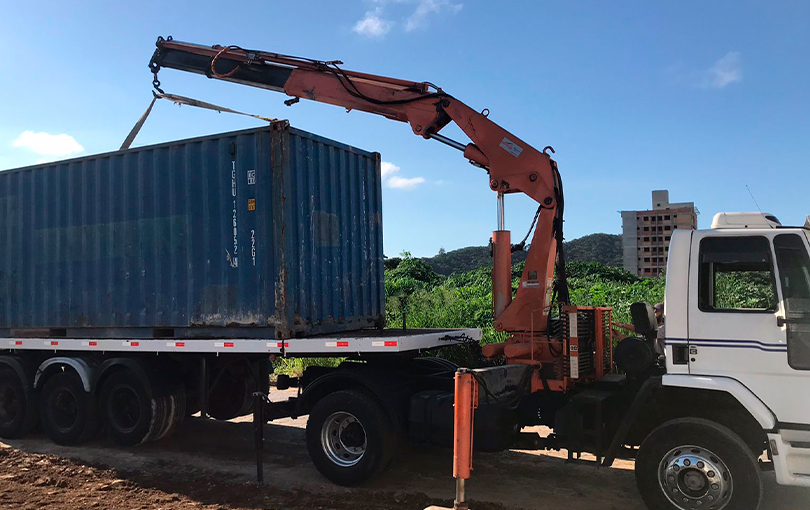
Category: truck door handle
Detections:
[{"x1": 777, "y1": 316, "x2": 810, "y2": 327}]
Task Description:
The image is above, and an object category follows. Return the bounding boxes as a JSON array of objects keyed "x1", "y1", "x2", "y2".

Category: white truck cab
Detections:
[{"x1": 662, "y1": 212, "x2": 810, "y2": 488}]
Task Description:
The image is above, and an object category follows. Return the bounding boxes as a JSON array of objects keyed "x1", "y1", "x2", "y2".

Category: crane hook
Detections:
[{"x1": 543, "y1": 146, "x2": 555, "y2": 155}]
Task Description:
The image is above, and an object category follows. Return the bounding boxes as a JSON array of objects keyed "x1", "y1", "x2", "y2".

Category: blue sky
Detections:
[{"x1": 1, "y1": 1, "x2": 808, "y2": 257}]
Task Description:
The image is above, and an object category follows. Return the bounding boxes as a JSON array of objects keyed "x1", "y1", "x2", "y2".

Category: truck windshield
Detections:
[{"x1": 774, "y1": 233, "x2": 810, "y2": 370}]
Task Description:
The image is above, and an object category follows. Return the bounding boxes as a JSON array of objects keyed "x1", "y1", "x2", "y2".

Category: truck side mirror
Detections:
[{"x1": 630, "y1": 302, "x2": 658, "y2": 337}]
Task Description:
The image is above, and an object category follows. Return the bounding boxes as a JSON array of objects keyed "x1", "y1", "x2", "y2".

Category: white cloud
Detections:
[
  {"x1": 381, "y1": 161, "x2": 400, "y2": 178},
  {"x1": 353, "y1": 8, "x2": 392, "y2": 37},
  {"x1": 380, "y1": 160, "x2": 424, "y2": 190},
  {"x1": 12, "y1": 131, "x2": 84, "y2": 158},
  {"x1": 387, "y1": 175, "x2": 426, "y2": 190},
  {"x1": 703, "y1": 52, "x2": 742, "y2": 89},
  {"x1": 353, "y1": 0, "x2": 462, "y2": 37},
  {"x1": 405, "y1": 0, "x2": 462, "y2": 31}
]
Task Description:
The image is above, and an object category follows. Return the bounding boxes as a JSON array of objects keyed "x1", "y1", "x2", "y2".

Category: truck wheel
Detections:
[
  {"x1": 306, "y1": 390, "x2": 395, "y2": 486},
  {"x1": 635, "y1": 417, "x2": 762, "y2": 510},
  {"x1": 39, "y1": 372, "x2": 99, "y2": 445},
  {"x1": 0, "y1": 369, "x2": 36, "y2": 439}
]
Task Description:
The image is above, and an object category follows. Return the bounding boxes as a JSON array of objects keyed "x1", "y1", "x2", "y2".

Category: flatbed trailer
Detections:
[{"x1": 0, "y1": 327, "x2": 483, "y2": 480}]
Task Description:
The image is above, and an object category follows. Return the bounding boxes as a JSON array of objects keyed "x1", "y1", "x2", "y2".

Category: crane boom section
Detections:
[{"x1": 148, "y1": 36, "x2": 569, "y2": 364}]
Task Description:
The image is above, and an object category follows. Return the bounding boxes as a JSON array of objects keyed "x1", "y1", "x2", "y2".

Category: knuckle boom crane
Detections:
[{"x1": 149, "y1": 37, "x2": 605, "y2": 396}]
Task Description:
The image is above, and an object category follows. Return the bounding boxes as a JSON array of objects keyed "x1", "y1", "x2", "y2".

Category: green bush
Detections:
[{"x1": 276, "y1": 259, "x2": 666, "y2": 376}]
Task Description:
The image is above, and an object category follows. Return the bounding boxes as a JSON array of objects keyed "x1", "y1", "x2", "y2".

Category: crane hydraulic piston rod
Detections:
[{"x1": 148, "y1": 36, "x2": 570, "y2": 361}]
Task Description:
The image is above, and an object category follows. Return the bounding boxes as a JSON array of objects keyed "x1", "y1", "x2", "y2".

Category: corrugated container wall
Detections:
[{"x1": 0, "y1": 122, "x2": 384, "y2": 339}]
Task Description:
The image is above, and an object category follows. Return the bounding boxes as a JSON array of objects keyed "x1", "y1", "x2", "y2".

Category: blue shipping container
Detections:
[{"x1": 0, "y1": 122, "x2": 384, "y2": 339}]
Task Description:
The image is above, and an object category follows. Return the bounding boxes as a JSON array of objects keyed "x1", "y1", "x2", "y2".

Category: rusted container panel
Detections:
[{"x1": 0, "y1": 122, "x2": 384, "y2": 339}]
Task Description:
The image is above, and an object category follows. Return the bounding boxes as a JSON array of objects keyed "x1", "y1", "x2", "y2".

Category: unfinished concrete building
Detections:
[{"x1": 621, "y1": 190, "x2": 698, "y2": 277}]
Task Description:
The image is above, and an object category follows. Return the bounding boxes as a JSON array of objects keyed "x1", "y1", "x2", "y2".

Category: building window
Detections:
[
  {"x1": 643, "y1": 237, "x2": 649, "y2": 242},
  {"x1": 665, "y1": 225, "x2": 671, "y2": 231},
  {"x1": 643, "y1": 216, "x2": 649, "y2": 221},
  {"x1": 666, "y1": 236, "x2": 671, "y2": 241},
  {"x1": 673, "y1": 225, "x2": 678, "y2": 229},
  {"x1": 644, "y1": 257, "x2": 651, "y2": 262},
  {"x1": 643, "y1": 226, "x2": 649, "y2": 231},
  {"x1": 665, "y1": 215, "x2": 670, "y2": 220},
  {"x1": 644, "y1": 247, "x2": 650, "y2": 252}
]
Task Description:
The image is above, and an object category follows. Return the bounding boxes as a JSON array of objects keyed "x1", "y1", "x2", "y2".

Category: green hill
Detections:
[
  {"x1": 420, "y1": 246, "x2": 528, "y2": 276},
  {"x1": 409, "y1": 233, "x2": 622, "y2": 276},
  {"x1": 564, "y1": 233, "x2": 623, "y2": 267}
]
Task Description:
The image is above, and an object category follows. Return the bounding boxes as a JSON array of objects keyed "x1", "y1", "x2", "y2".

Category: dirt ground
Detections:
[{"x1": 0, "y1": 390, "x2": 806, "y2": 510}]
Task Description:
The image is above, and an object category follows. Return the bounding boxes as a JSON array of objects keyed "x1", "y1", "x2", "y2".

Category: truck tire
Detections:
[
  {"x1": 208, "y1": 369, "x2": 255, "y2": 420},
  {"x1": 306, "y1": 389, "x2": 395, "y2": 486},
  {"x1": 635, "y1": 417, "x2": 762, "y2": 510},
  {"x1": 99, "y1": 370, "x2": 153, "y2": 446},
  {"x1": 0, "y1": 369, "x2": 37, "y2": 439},
  {"x1": 39, "y1": 372, "x2": 99, "y2": 445},
  {"x1": 153, "y1": 389, "x2": 187, "y2": 441},
  {"x1": 100, "y1": 370, "x2": 186, "y2": 446}
]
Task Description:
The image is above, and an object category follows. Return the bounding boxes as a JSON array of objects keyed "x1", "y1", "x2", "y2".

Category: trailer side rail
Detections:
[{"x1": 1, "y1": 328, "x2": 482, "y2": 356}]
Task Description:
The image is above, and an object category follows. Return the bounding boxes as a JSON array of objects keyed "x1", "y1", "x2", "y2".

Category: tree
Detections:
[{"x1": 383, "y1": 257, "x2": 402, "y2": 271}]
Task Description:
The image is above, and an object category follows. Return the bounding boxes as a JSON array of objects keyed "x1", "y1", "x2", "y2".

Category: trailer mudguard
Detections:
[
  {"x1": 94, "y1": 358, "x2": 156, "y2": 399},
  {"x1": 0, "y1": 356, "x2": 36, "y2": 399},
  {"x1": 34, "y1": 357, "x2": 96, "y2": 392}
]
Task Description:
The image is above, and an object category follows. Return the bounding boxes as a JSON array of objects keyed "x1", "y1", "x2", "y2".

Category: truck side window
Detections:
[
  {"x1": 698, "y1": 236, "x2": 777, "y2": 312},
  {"x1": 773, "y1": 234, "x2": 810, "y2": 370}
]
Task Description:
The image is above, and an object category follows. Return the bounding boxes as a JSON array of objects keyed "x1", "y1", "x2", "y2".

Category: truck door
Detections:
[
  {"x1": 687, "y1": 232, "x2": 810, "y2": 424},
  {"x1": 773, "y1": 233, "x2": 810, "y2": 376}
]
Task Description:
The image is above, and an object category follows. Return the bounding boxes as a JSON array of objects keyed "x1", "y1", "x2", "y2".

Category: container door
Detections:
[
  {"x1": 686, "y1": 233, "x2": 806, "y2": 423},
  {"x1": 229, "y1": 132, "x2": 272, "y2": 326}
]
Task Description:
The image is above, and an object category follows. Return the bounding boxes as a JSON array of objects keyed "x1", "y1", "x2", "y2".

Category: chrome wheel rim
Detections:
[
  {"x1": 321, "y1": 411, "x2": 367, "y2": 467},
  {"x1": 658, "y1": 445, "x2": 733, "y2": 510}
]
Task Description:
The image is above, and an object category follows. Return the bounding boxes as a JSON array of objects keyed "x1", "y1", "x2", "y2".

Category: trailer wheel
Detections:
[
  {"x1": 0, "y1": 369, "x2": 36, "y2": 439},
  {"x1": 306, "y1": 390, "x2": 395, "y2": 486},
  {"x1": 100, "y1": 370, "x2": 186, "y2": 446},
  {"x1": 99, "y1": 370, "x2": 154, "y2": 446},
  {"x1": 635, "y1": 417, "x2": 762, "y2": 510},
  {"x1": 208, "y1": 369, "x2": 255, "y2": 420},
  {"x1": 39, "y1": 372, "x2": 99, "y2": 445}
]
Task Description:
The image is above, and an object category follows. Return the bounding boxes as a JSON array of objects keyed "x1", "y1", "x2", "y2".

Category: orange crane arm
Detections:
[{"x1": 149, "y1": 36, "x2": 570, "y2": 337}]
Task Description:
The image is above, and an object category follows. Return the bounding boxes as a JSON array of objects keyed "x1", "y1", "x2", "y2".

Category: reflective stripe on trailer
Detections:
[
  {"x1": 0, "y1": 329, "x2": 482, "y2": 355},
  {"x1": 371, "y1": 341, "x2": 398, "y2": 347}
]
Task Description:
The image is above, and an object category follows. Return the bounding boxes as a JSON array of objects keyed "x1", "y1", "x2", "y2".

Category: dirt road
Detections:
[{"x1": 0, "y1": 390, "x2": 806, "y2": 510}]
